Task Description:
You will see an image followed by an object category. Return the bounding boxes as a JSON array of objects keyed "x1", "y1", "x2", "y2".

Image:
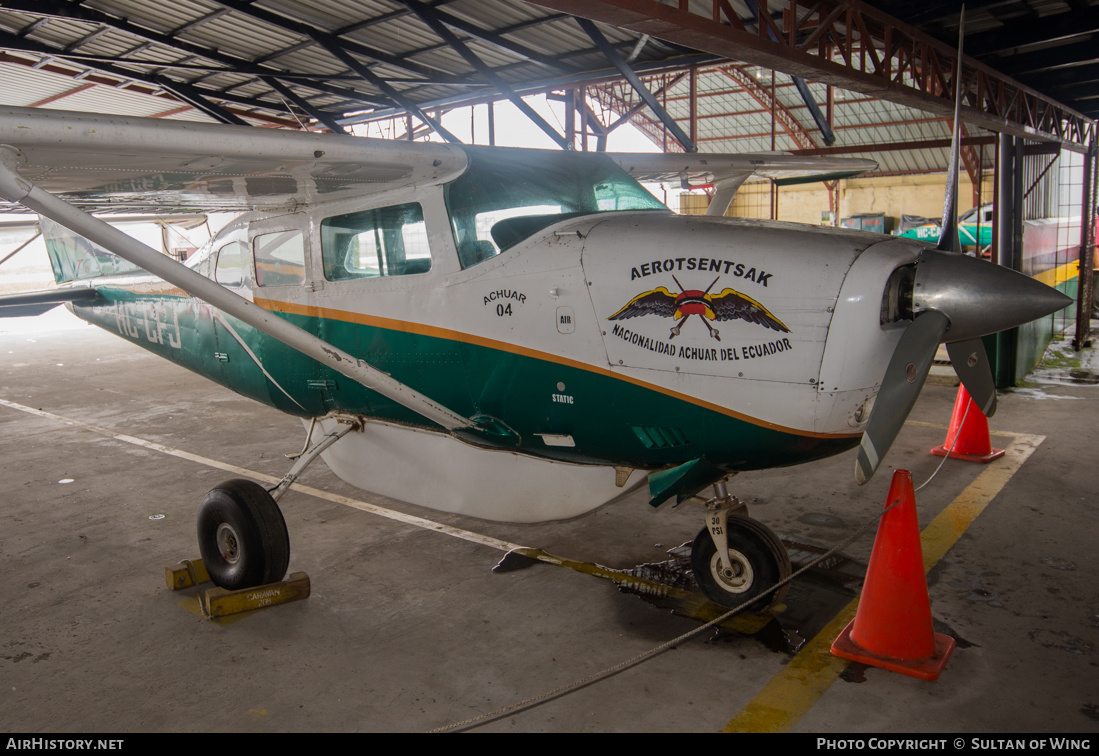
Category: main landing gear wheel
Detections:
[
  {"x1": 690, "y1": 516, "x2": 791, "y2": 613},
  {"x1": 197, "y1": 479, "x2": 290, "y2": 590}
]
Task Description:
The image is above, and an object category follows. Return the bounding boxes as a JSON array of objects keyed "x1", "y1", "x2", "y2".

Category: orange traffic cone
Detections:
[
  {"x1": 930, "y1": 385, "x2": 1005, "y2": 463},
  {"x1": 831, "y1": 470, "x2": 955, "y2": 680}
]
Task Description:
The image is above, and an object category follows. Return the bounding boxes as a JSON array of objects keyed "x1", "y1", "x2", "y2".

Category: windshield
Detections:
[
  {"x1": 960, "y1": 204, "x2": 993, "y2": 223},
  {"x1": 444, "y1": 146, "x2": 667, "y2": 268}
]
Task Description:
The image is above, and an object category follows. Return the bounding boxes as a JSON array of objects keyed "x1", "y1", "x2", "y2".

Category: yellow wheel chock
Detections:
[{"x1": 165, "y1": 558, "x2": 310, "y2": 619}]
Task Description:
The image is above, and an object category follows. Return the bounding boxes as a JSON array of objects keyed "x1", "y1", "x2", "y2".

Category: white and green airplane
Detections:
[
  {"x1": 0, "y1": 104, "x2": 1069, "y2": 612},
  {"x1": 894, "y1": 204, "x2": 994, "y2": 250}
]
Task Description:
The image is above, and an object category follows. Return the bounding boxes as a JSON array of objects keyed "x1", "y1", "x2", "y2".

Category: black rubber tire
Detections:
[
  {"x1": 690, "y1": 515, "x2": 791, "y2": 612},
  {"x1": 197, "y1": 479, "x2": 290, "y2": 590}
]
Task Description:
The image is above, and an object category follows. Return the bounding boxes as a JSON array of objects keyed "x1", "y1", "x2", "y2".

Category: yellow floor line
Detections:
[
  {"x1": 1, "y1": 395, "x2": 1048, "y2": 728},
  {"x1": 722, "y1": 432, "x2": 1045, "y2": 733}
]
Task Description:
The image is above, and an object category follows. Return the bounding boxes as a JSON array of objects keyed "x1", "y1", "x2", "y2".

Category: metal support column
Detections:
[
  {"x1": 1075, "y1": 138, "x2": 1097, "y2": 349},
  {"x1": 565, "y1": 88, "x2": 575, "y2": 149},
  {"x1": 994, "y1": 132, "x2": 1021, "y2": 386},
  {"x1": 997, "y1": 134, "x2": 1022, "y2": 273},
  {"x1": 689, "y1": 65, "x2": 698, "y2": 150}
]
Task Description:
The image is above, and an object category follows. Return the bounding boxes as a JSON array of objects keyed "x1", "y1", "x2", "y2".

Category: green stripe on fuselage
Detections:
[{"x1": 73, "y1": 287, "x2": 858, "y2": 472}]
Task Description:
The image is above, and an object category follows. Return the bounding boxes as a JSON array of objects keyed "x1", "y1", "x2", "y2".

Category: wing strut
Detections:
[
  {"x1": 703, "y1": 173, "x2": 750, "y2": 217},
  {"x1": 0, "y1": 147, "x2": 476, "y2": 433}
]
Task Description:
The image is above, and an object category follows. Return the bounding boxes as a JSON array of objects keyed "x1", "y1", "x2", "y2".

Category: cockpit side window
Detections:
[
  {"x1": 214, "y1": 241, "x2": 246, "y2": 287},
  {"x1": 320, "y1": 202, "x2": 430, "y2": 280}
]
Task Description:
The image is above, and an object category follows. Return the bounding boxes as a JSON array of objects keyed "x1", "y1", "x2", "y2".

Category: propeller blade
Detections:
[
  {"x1": 946, "y1": 338, "x2": 997, "y2": 417},
  {"x1": 856, "y1": 311, "x2": 950, "y2": 486},
  {"x1": 937, "y1": 6, "x2": 966, "y2": 254}
]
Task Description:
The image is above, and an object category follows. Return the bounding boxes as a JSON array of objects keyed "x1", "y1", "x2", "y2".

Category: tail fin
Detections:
[{"x1": 40, "y1": 216, "x2": 140, "y2": 283}]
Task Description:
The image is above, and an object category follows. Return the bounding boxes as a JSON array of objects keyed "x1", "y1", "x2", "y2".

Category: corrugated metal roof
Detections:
[
  {"x1": 0, "y1": 0, "x2": 1070, "y2": 177},
  {"x1": 0, "y1": 1, "x2": 692, "y2": 120},
  {"x1": 0, "y1": 60, "x2": 219, "y2": 121}
]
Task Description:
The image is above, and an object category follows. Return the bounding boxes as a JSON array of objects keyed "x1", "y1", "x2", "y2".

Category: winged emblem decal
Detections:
[{"x1": 607, "y1": 275, "x2": 789, "y2": 342}]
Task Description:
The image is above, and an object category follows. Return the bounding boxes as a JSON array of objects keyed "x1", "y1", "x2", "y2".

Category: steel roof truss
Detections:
[
  {"x1": 576, "y1": 16, "x2": 695, "y2": 151},
  {"x1": 156, "y1": 77, "x2": 248, "y2": 126},
  {"x1": 720, "y1": 66, "x2": 817, "y2": 151},
  {"x1": 207, "y1": 0, "x2": 461, "y2": 83},
  {"x1": 743, "y1": 1, "x2": 834, "y2": 145},
  {"x1": 530, "y1": 0, "x2": 1094, "y2": 149},
  {"x1": 264, "y1": 76, "x2": 348, "y2": 134},
  {"x1": 424, "y1": 5, "x2": 575, "y2": 73},
  {"x1": 400, "y1": 0, "x2": 568, "y2": 149},
  {"x1": 0, "y1": 0, "x2": 391, "y2": 115},
  {"x1": 0, "y1": 28, "x2": 247, "y2": 125},
  {"x1": 323, "y1": 43, "x2": 462, "y2": 144}
]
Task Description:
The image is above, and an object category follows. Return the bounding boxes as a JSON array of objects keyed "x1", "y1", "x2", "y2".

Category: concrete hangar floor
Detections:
[{"x1": 1, "y1": 309, "x2": 1096, "y2": 734}]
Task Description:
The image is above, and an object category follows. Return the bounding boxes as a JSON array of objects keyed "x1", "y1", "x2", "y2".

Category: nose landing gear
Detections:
[{"x1": 689, "y1": 483, "x2": 791, "y2": 612}]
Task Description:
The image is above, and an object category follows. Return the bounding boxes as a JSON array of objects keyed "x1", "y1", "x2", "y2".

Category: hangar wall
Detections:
[{"x1": 678, "y1": 174, "x2": 993, "y2": 227}]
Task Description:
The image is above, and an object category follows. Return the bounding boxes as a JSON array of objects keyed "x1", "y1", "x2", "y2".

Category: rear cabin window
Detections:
[
  {"x1": 320, "y1": 202, "x2": 431, "y2": 280},
  {"x1": 253, "y1": 230, "x2": 306, "y2": 287}
]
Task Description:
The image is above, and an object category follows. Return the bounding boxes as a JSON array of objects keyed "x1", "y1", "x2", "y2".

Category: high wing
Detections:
[
  {"x1": 0, "y1": 105, "x2": 467, "y2": 213},
  {"x1": 0, "y1": 105, "x2": 873, "y2": 216},
  {"x1": 609, "y1": 151, "x2": 877, "y2": 217},
  {"x1": 709, "y1": 288, "x2": 790, "y2": 332},
  {"x1": 606, "y1": 286, "x2": 679, "y2": 320}
]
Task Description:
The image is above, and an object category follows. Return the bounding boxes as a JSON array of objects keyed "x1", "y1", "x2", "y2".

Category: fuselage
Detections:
[{"x1": 54, "y1": 156, "x2": 927, "y2": 480}]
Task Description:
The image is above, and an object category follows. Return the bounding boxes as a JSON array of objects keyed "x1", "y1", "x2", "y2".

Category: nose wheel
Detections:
[
  {"x1": 197, "y1": 479, "x2": 290, "y2": 590},
  {"x1": 690, "y1": 514, "x2": 791, "y2": 613}
]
